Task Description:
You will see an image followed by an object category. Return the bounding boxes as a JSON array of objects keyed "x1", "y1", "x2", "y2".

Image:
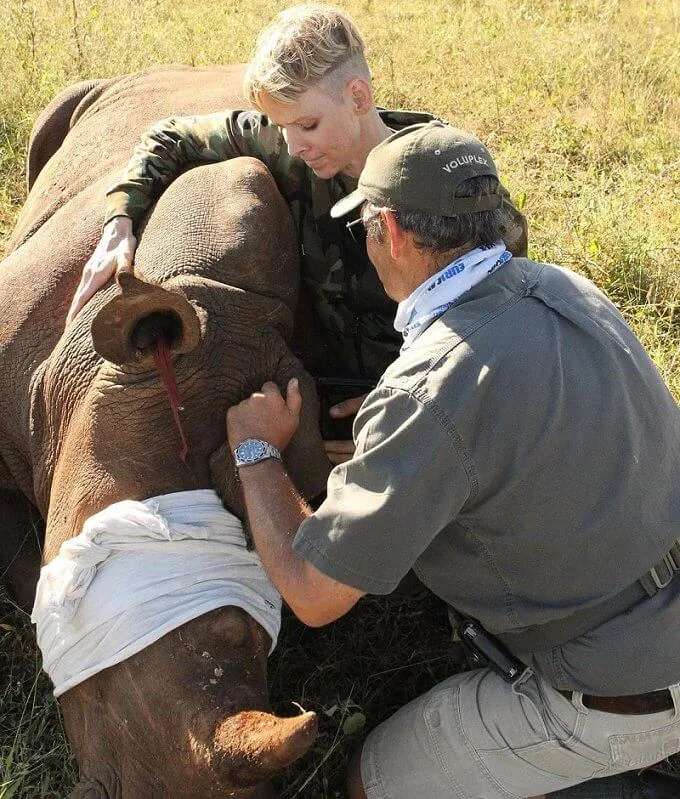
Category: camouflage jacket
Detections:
[{"x1": 106, "y1": 109, "x2": 528, "y2": 382}]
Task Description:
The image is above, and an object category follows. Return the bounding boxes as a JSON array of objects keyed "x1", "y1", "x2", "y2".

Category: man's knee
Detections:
[{"x1": 346, "y1": 741, "x2": 368, "y2": 799}]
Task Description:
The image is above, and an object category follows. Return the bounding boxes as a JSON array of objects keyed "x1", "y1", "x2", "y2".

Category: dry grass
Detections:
[
  {"x1": 1, "y1": 0, "x2": 679, "y2": 796},
  {"x1": 1, "y1": 0, "x2": 678, "y2": 386}
]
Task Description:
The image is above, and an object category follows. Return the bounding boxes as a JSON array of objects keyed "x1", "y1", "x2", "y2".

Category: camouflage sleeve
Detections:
[{"x1": 104, "y1": 110, "x2": 296, "y2": 229}]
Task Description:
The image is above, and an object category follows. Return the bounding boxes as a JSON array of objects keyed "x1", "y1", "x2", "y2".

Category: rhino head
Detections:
[
  {"x1": 0, "y1": 67, "x2": 331, "y2": 796},
  {"x1": 34, "y1": 156, "x2": 331, "y2": 797}
]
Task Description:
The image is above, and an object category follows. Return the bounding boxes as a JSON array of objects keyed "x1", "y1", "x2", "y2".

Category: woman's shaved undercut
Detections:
[{"x1": 244, "y1": 3, "x2": 371, "y2": 108}]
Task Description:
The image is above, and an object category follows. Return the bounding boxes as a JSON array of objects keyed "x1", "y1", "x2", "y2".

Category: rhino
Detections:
[{"x1": 0, "y1": 65, "x2": 333, "y2": 798}]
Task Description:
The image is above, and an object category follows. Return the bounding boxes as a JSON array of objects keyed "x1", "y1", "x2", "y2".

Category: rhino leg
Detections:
[
  {"x1": 26, "y1": 77, "x2": 117, "y2": 191},
  {"x1": 0, "y1": 489, "x2": 42, "y2": 610},
  {"x1": 68, "y1": 780, "x2": 116, "y2": 799}
]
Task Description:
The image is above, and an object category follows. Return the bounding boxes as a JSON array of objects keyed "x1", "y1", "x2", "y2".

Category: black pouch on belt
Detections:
[{"x1": 459, "y1": 618, "x2": 530, "y2": 683}]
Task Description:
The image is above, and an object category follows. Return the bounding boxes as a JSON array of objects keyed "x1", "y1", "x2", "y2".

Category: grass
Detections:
[
  {"x1": 0, "y1": 596, "x2": 77, "y2": 798},
  {"x1": 1, "y1": 0, "x2": 679, "y2": 796}
]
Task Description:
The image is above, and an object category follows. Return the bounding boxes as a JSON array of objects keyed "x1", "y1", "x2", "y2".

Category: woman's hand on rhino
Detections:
[
  {"x1": 323, "y1": 393, "x2": 367, "y2": 464},
  {"x1": 227, "y1": 379, "x2": 302, "y2": 453},
  {"x1": 65, "y1": 216, "x2": 137, "y2": 325}
]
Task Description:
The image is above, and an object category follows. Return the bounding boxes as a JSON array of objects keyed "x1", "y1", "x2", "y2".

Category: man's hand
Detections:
[
  {"x1": 323, "y1": 393, "x2": 367, "y2": 465},
  {"x1": 66, "y1": 216, "x2": 137, "y2": 325},
  {"x1": 227, "y1": 379, "x2": 302, "y2": 452}
]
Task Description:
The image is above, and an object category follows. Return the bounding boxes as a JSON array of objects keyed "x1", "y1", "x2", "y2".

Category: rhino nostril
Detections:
[{"x1": 131, "y1": 310, "x2": 183, "y2": 353}]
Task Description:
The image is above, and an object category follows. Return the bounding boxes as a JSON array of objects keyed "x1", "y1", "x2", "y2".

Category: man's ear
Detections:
[
  {"x1": 383, "y1": 211, "x2": 406, "y2": 260},
  {"x1": 346, "y1": 77, "x2": 373, "y2": 115}
]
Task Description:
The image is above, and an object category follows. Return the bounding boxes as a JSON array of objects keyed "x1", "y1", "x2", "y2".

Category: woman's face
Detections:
[{"x1": 258, "y1": 84, "x2": 364, "y2": 178}]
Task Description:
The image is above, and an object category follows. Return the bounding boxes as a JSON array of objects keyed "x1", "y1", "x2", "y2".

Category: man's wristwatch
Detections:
[{"x1": 233, "y1": 438, "x2": 282, "y2": 468}]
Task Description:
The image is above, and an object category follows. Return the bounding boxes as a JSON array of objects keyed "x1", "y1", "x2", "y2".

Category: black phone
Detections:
[
  {"x1": 459, "y1": 619, "x2": 529, "y2": 683},
  {"x1": 317, "y1": 377, "x2": 375, "y2": 440}
]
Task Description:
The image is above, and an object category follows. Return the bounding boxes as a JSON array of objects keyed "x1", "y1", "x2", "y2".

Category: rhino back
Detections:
[{"x1": 8, "y1": 65, "x2": 247, "y2": 252}]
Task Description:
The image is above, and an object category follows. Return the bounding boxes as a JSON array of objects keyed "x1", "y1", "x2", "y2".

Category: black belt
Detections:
[{"x1": 558, "y1": 688, "x2": 674, "y2": 715}]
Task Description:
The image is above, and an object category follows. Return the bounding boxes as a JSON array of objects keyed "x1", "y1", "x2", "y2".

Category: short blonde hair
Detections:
[{"x1": 244, "y1": 3, "x2": 370, "y2": 107}]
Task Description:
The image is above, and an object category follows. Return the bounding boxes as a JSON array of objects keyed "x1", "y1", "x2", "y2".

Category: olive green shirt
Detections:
[
  {"x1": 105, "y1": 108, "x2": 528, "y2": 381},
  {"x1": 294, "y1": 257, "x2": 680, "y2": 694}
]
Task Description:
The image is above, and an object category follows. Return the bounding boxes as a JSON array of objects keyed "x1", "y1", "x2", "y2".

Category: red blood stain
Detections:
[{"x1": 153, "y1": 339, "x2": 189, "y2": 462}]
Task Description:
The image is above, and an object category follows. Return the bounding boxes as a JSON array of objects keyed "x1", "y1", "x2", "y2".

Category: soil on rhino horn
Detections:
[{"x1": 153, "y1": 338, "x2": 189, "y2": 462}]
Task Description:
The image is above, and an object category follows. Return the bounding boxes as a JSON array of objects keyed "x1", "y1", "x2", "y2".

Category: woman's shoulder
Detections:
[{"x1": 377, "y1": 108, "x2": 441, "y2": 130}]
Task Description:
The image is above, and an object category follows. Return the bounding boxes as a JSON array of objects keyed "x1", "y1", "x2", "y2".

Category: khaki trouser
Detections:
[{"x1": 360, "y1": 668, "x2": 680, "y2": 799}]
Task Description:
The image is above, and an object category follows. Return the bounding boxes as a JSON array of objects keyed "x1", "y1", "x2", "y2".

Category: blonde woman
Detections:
[{"x1": 66, "y1": 3, "x2": 526, "y2": 466}]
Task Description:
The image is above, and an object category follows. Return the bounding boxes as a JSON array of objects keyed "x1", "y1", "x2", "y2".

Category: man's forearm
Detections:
[
  {"x1": 237, "y1": 458, "x2": 364, "y2": 626},
  {"x1": 228, "y1": 380, "x2": 365, "y2": 625},
  {"x1": 237, "y1": 459, "x2": 313, "y2": 605}
]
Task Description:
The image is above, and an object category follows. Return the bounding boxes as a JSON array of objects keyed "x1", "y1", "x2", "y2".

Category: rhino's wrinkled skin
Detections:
[{"x1": 0, "y1": 66, "x2": 330, "y2": 798}]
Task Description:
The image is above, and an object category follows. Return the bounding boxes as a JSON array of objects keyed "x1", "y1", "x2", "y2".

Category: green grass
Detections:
[
  {"x1": 1, "y1": 0, "x2": 679, "y2": 795},
  {"x1": 0, "y1": 594, "x2": 77, "y2": 799}
]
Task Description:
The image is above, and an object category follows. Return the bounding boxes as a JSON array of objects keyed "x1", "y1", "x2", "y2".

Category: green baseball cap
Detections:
[{"x1": 330, "y1": 121, "x2": 502, "y2": 219}]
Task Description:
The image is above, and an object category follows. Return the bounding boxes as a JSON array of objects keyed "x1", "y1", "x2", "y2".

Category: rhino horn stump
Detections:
[
  {"x1": 213, "y1": 709, "x2": 318, "y2": 787},
  {"x1": 91, "y1": 271, "x2": 201, "y2": 366}
]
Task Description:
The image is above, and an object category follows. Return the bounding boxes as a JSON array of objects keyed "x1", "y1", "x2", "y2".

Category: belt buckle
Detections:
[{"x1": 650, "y1": 552, "x2": 680, "y2": 590}]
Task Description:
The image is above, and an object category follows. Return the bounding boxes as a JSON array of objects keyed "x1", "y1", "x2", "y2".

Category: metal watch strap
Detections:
[{"x1": 234, "y1": 438, "x2": 282, "y2": 468}]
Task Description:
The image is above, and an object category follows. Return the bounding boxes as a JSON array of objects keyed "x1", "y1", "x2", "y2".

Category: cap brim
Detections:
[{"x1": 330, "y1": 189, "x2": 367, "y2": 219}]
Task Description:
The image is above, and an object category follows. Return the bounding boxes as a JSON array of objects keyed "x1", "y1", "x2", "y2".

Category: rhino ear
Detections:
[
  {"x1": 275, "y1": 357, "x2": 331, "y2": 502},
  {"x1": 209, "y1": 442, "x2": 245, "y2": 520},
  {"x1": 90, "y1": 271, "x2": 201, "y2": 366}
]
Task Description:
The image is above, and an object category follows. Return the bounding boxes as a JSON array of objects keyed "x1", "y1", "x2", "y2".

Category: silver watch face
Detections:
[{"x1": 237, "y1": 439, "x2": 267, "y2": 463}]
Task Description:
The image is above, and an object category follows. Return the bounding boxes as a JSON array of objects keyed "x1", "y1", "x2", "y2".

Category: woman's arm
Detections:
[
  {"x1": 67, "y1": 110, "x2": 292, "y2": 324},
  {"x1": 104, "y1": 110, "x2": 288, "y2": 229}
]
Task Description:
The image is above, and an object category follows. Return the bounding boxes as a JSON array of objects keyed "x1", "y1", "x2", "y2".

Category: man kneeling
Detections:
[{"x1": 227, "y1": 121, "x2": 680, "y2": 799}]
